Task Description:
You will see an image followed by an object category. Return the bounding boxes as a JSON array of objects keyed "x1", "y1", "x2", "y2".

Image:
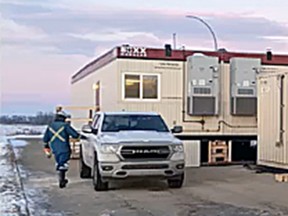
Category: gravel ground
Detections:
[{"x1": 17, "y1": 139, "x2": 288, "y2": 216}]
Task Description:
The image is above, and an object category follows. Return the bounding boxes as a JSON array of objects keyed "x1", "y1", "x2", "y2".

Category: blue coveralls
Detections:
[{"x1": 43, "y1": 121, "x2": 80, "y2": 171}]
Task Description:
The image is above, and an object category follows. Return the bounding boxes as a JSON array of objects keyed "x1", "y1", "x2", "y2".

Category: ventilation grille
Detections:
[
  {"x1": 189, "y1": 96, "x2": 216, "y2": 116},
  {"x1": 194, "y1": 87, "x2": 211, "y2": 94},
  {"x1": 231, "y1": 97, "x2": 257, "y2": 116},
  {"x1": 238, "y1": 89, "x2": 254, "y2": 95}
]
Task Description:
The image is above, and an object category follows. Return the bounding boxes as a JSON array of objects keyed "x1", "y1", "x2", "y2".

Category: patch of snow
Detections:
[
  {"x1": 0, "y1": 125, "x2": 64, "y2": 215},
  {"x1": 9, "y1": 139, "x2": 28, "y2": 148},
  {"x1": 9, "y1": 134, "x2": 44, "y2": 139},
  {"x1": 9, "y1": 140, "x2": 28, "y2": 160},
  {"x1": 99, "y1": 209, "x2": 116, "y2": 216},
  {"x1": 0, "y1": 136, "x2": 9, "y2": 147},
  {"x1": 0, "y1": 124, "x2": 46, "y2": 137},
  {"x1": 0, "y1": 138, "x2": 27, "y2": 215}
]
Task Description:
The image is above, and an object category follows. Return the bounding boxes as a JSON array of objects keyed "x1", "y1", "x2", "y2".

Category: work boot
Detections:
[
  {"x1": 58, "y1": 170, "x2": 68, "y2": 188},
  {"x1": 59, "y1": 179, "x2": 68, "y2": 188}
]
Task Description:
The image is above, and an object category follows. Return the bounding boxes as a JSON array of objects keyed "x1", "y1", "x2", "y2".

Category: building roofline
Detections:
[
  {"x1": 71, "y1": 47, "x2": 117, "y2": 84},
  {"x1": 71, "y1": 45, "x2": 288, "y2": 84}
]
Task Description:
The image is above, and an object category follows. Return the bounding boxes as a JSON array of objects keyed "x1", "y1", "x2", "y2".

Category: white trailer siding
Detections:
[
  {"x1": 257, "y1": 72, "x2": 288, "y2": 169},
  {"x1": 183, "y1": 140, "x2": 201, "y2": 167},
  {"x1": 115, "y1": 59, "x2": 259, "y2": 135},
  {"x1": 71, "y1": 56, "x2": 287, "y2": 136},
  {"x1": 71, "y1": 61, "x2": 118, "y2": 129}
]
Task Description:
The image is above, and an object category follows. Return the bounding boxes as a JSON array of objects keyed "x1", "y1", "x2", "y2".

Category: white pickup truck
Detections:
[{"x1": 79, "y1": 111, "x2": 185, "y2": 191}]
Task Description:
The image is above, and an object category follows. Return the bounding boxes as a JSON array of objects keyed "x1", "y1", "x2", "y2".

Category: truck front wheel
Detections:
[
  {"x1": 167, "y1": 173, "x2": 184, "y2": 189},
  {"x1": 93, "y1": 156, "x2": 108, "y2": 191}
]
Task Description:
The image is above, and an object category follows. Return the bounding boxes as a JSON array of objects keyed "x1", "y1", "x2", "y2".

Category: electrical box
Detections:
[
  {"x1": 230, "y1": 58, "x2": 261, "y2": 116},
  {"x1": 187, "y1": 54, "x2": 219, "y2": 116}
]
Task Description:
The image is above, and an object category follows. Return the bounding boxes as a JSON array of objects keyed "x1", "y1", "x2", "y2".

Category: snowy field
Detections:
[
  {"x1": 0, "y1": 124, "x2": 46, "y2": 137},
  {"x1": 0, "y1": 124, "x2": 59, "y2": 216}
]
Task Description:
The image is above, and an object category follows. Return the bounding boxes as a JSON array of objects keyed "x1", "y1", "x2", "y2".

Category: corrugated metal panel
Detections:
[
  {"x1": 257, "y1": 72, "x2": 288, "y2": 169},
  {"x1": 183, "y1": 140, "x2": 200, "y2": 167}
]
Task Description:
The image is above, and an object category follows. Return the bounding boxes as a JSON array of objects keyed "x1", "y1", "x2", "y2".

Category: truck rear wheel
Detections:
[
  {"x1": 79, "y1": 145, "x2": 91, "y2": 179},
  {"x1": 167, "y1": 173, "x2": 184, "y2": 189},
  {"x1": 93, "y1": 156, "x2": 108, "y2": 191}
]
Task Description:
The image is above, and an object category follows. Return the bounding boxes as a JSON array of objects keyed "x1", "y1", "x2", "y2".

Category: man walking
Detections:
[{"x1": 43, "y1": 110, "x2": 82, "y2": 188}]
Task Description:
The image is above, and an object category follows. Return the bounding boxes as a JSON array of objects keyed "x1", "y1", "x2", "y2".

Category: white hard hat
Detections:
[{"x1": 56, "y1": 110, "x2": 69, "y2": 118}]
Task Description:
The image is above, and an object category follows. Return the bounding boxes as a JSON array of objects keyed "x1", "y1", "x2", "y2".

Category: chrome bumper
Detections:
[{"x1": 98, "y1": 160, "x2": 185, "y2": 179}]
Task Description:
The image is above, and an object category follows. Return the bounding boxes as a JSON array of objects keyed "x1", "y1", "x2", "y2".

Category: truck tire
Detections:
[
  {"x1": 79, "y1": 145, "x2": 91, "y2": 179},
  {"x1": 167, "y1": 173, "x2": 184, "y2": 189},
  {"x1": 93, "y1": 154, "x2": 108, "y2": 191}
]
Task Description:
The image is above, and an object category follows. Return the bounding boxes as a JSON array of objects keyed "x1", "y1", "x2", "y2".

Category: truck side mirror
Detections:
[
  {"x1": 82, "y1": 125, "x2": 92, "y2": 134},
  {"x1": 92, "y1": 128, "x2": 98, "y2": 135},
  {"x1": 171, "y1": 125, "x2": 183, "y2": 133}
]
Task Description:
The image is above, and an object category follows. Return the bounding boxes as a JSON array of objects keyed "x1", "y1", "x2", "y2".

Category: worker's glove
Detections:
[{"x1": 43, "y1": 147, "x2": 52, "y2": 158}]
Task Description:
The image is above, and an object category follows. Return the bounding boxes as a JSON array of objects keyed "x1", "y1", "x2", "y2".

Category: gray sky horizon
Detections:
[{"x1": 1, "y1": 0, "x2": 287, "y2": 115}]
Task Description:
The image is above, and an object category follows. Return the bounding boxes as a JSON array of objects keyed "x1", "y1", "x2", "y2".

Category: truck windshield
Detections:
[{"x1": 101, "y1": 114, "x2": 169, "y2": 132}]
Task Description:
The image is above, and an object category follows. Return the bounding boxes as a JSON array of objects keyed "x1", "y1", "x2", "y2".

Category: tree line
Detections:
[{"x1": 0, "y1": 112, "x2": 54, "y2": 125}]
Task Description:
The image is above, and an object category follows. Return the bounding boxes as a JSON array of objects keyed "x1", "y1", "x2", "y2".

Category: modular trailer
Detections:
[{"x1": 70, "y1": 45, "x2": 288, "y2": 167}]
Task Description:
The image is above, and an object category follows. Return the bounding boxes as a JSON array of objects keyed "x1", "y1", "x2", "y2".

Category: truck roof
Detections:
[{"x1": 99, "y1": 111, "x2": 160, "y2": 116}]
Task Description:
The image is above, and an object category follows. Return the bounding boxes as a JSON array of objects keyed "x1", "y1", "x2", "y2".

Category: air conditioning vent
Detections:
[
  {"x1": 231, "y1": 97, "x2": 257, "y2": 116},
  {"x1": 189, "y1": 96, "x2": 216, "y2": 116},
  {"x1": 230, "y1": 57, "x2": 260, "y2": 116},
  {"x1": 238, "y1": 89, "x2": 254, "y2": 95},
  {"x1": 187, "y1": 55, "x2": 219, "y2": 116},
  {"x1": 194, "y1": 87, "x2": 211, "y2": 94}
]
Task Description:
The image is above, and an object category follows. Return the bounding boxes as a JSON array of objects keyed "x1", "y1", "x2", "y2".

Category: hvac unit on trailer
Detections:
[
  {"x1": 187, "y1": 54, "x2": 219, "y2": 116},
  {"x1": 230, "y1": 58, "x2": 261, "y2": 116}
]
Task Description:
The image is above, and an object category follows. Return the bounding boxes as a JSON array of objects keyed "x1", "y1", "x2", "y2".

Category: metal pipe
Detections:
[
  {"x1": 279, "y1": 75, "x2": 285, "y2": 145},
  {"x1": 186, "y1": 15, "x2": 218, "y2": 51},
  {"x1": 173, "y1": 33, "x2": 176, "y2": 50},
  {"x1": 183, "y1": 120, "x2": 257, "y2": 133},
  {"x1": 219, "y1": 120, "x2": 257, "y2": 129}
]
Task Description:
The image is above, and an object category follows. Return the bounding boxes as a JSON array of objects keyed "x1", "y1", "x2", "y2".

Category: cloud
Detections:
[
  {"x1": 261, "y1": 36, "x2": 288, "y2": 42},
  {"x1": 0, "y1": 0, "x2": 65, "y2": 10},
  {"x1": 0, "y1": 14, "x2": 48, "y2": 42},
  {"x1": 69, "y1": 30, "x2": 160, "y2": 43},
  {"x1": 1, "y1": 0, "x2": 288, "y2": 114},
  {"x1": 2, "y1": 1, "x2": 287, "y2": 54}
]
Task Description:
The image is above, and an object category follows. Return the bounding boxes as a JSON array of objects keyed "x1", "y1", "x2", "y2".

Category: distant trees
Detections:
[{"x1": 0, "y1": 112, "x2": 54, "y2": 125}]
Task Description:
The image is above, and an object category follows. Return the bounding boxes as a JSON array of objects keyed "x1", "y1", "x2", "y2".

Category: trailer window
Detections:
[
  {"x1": 124, "y1": 74, "x2": 140, "y2": 98},
  {"x1": 123, "y1": 73, "x2": 160, "y2": 100},
  {"x1": 143, "y1": 75, "x2": 158, "y2": 99}
]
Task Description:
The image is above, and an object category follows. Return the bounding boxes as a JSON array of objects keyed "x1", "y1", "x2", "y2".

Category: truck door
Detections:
[{"x1": 86, "y1": 114, "x2": 101, "y2": 166}]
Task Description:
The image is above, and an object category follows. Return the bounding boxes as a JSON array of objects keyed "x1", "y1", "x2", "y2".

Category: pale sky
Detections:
[{"x1": 0, "y1": 0, "x2": 288, "y2": 115}]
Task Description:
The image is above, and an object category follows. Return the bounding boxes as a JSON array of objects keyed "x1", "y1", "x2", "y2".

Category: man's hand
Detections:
[{"x1": 43, "y1": 147, "x2": 52, "y2": 158}]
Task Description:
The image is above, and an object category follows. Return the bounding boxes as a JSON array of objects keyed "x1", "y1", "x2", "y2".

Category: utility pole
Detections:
[{"x1": 173, "y1": 33, "x2": 177, "y2": 49}]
